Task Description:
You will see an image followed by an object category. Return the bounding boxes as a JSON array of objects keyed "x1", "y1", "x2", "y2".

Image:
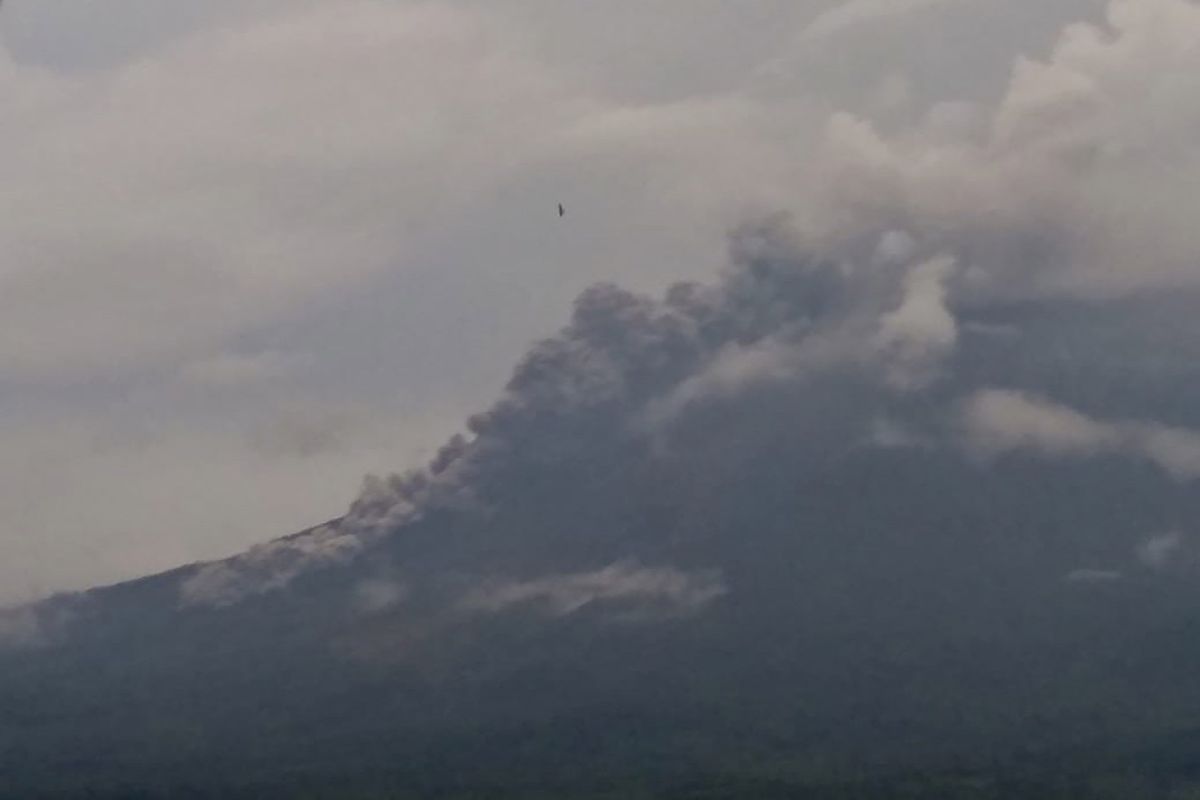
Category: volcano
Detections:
[{"x1": 8, "y1": 223, "x2": 1200, "y2": 798}]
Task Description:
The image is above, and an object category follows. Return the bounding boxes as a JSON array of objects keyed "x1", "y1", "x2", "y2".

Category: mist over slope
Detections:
[{"x1": 9, "y1": 1, "x2": 1200, "y2": 796}]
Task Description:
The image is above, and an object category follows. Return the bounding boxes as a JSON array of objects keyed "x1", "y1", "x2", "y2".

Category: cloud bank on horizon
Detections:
[{"x1": 6, "y1": 0, "x2": 1200, "y2": 605}]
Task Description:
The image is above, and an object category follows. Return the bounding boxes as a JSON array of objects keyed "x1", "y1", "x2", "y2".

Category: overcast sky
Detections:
[{"x1": 0, "y1": 0, "x2": 1121, "y2": 601}]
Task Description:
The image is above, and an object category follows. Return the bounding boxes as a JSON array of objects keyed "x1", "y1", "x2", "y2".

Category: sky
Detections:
[{"x1": 0, "y1": 0, "x2": 1146, "y2": 602}]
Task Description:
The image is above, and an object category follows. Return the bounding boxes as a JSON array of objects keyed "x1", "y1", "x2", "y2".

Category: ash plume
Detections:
[{"x1": 176, "y1": 0, "x2": 1200, "y2": 609}]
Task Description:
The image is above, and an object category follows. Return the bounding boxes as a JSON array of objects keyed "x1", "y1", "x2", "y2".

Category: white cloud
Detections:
[
  {"x1": 0, "y1": 606, "x2": 42, "y2": 649},
  {"x1": 0, "y1": 2, "x2": 794, "y2": 384},
  {"x1": 961, "y1": 389, "x2": 1122, "y2": 458},
  {"x1": 801, "y1": 0, "x2": 1200, "y2": 298},
  {"x1": 0, "y1": 3, "x2": 577, "y2": 379},
  {"x1": 865, "y1": 417, "x2": 930, "y2": 450},
  {"x1": 1133, "y1": 426, "x2": 1200, "y2": 483},
  {"x1": 177, "y1": 351, "x2": 304, "y2": 388},
  {"x1": 248, "y1": 403, "x2": 375, "y2": 460},
  {"x1": 875, "y1": 255, "x2": 958, "y2": 389},
  {"x1": 639, "y1": 337, "x2": 802, "y2": 428},
  {"x1": 1136, "y1": 531, "x2": 1184, "y2": 571},
  {"x1": 352, "y1": 578, "x2": 408, "y2": 614},
  {"x1": 799, "y1": 0, "x2": 965, "y2": 44},
  {"x1": 0, "y1": 595, "x2": 84, "y2": 649},
  {"x1": 1064, "y1": 567, "x2": 1123, "y2": 583},
  {"x1": 459, "y1": 561, "x2": 728, "y2": 619},
  {"x1": 961, "y1": 389, "x2": 1200, "y2": 482},
  {"x1": 179, "y1": 522, "x2": 358, "y2": 608}
]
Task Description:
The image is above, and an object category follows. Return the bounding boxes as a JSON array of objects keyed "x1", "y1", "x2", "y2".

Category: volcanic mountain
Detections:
[{"x1": 8, "y1": 221, "x2": 1200, "y2": 797}]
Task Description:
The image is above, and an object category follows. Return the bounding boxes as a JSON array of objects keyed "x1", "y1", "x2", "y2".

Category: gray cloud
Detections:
[{"x1": 207, "y1": 219, "x2": 964, "y2": 604}]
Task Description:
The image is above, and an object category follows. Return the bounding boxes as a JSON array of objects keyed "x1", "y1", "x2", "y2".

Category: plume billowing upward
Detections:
[{"x1": 12, "y1": 2, "x2": 1200, "y2": 795}]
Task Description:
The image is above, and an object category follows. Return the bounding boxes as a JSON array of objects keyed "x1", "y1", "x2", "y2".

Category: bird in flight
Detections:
[{"x1": 558, "y1": 203, "x2": 565, "y2": 217}]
